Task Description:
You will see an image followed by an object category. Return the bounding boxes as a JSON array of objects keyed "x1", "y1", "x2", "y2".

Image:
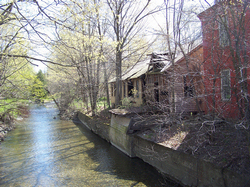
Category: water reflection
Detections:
[{"x1": 0, "y1": 104, "x2": 178, "y2": 187}]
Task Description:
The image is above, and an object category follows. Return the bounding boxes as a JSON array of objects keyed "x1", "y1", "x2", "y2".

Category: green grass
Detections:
[
  {"x1": 70, "y1": 99, "x2": 110, "y2": 113},
  {"x1": 70, "y1": 100, "x2": 85, "y2": 110}
]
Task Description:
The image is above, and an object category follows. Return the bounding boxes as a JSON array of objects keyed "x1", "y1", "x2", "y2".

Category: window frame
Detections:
[
  {"x1": 219, "y1": 16, "x2": 229, "y2": 47},
  {"x1": 111, "y1": 83, "x2": 114, "y2": 97},
  {"x1": 183, "y1": 75, "x2": 194, "y2": 98},
  {"x1": 221, "y1": 69, "x2": 231, "y2": 101}
]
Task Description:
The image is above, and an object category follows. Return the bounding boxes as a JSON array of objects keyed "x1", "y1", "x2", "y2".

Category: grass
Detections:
[{"x1": 70, "y1": 99, "x2": 110, "y2": 114}]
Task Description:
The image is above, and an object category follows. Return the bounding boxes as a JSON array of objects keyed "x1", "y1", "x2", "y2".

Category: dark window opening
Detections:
[
  {"x1": 111, "y1": 84, "x2": 114, "y2": 96},
  {"x1": 184, "y1": 76, "x2": 194, "y2": 97},
  {"x1": 184, "y1": 86, "x2": 194, "y2": 97},
  {"x1": 154, "y1": 82, "x2": 159, "y2": 102},
  {"x1": 128, "y1": 80, "x2": 134, "y2": 97},
  {"x1": 161, "y1": 91, "x2": 168, "y2": 96}
]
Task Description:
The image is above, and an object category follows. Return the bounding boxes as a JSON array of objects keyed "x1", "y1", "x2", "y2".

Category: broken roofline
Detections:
[
  {"x1": 147, "y1": 52, "x2": 174, "y2": 62},
  {"x1": 161, "y1": 43, "x2": 203, "y2": 72},
  {"x1": 108, "y1": 43, "x2": 203, "y2": 83},
  {"x1": 108, "y1": 59, "x2": 151, "y2": 83},
  {"x1": 109, "y1": 52, "x2": 171, "y2": 83}
]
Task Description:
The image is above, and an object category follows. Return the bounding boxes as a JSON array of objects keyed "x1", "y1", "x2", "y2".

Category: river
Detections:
[{"x1": 0, "y1": 104, "x2": 178, "y2": 187}]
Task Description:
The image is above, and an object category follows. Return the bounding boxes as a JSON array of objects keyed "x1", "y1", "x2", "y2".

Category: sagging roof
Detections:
[
  {"x1": 122, "y1": 59, "x2": 151, "y2": 80},
  {"x1": 109, "y1": 59, "x2": 151, "y2": 83},
  {"x1": 109, "y1": 46, "x2": 201, "y2": 83},
  {"x1": 109, "y1": 52, "x2": 171, "y2": 83}
]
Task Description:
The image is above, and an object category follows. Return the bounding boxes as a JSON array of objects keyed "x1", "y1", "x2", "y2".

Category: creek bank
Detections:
[
  {"x1": 77, "y1": 111, "x2": 250, "y2": 187},
  {"x1": 0, "y1": 105, "x2": 30, "y2": 143},
  {"x1": 0, "y1": 123, "x2": 15, "y2": 142}
]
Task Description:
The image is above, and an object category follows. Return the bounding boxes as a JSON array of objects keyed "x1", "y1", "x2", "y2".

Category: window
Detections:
[
  {"x1": 154, "y1": 75, "x2": 159, "y2": 82},
  {"x1": 147, "y1": 76, "x2": 152, "y2": 84},
  {"x1": 183, "y1": 76, "x2": 194, "y2": 97},
  {"x1": 219, "y1": 16, "x2": 229, "y2": 47},
  {"x1": 221, "y1": 70, "x2": 231, "y2": 100},
  {"x1": 111, "y1": 84, "x2": 114, "y2": 97},
  {"x1": 154, "y1": 82, "x2": 159, "y2": 102},
  {"x1": 111, "y1": 83, "x2": 116, "y2": 97},
  {"x1": 128, "y1": 80, "x2": 134, "y2": 97}
]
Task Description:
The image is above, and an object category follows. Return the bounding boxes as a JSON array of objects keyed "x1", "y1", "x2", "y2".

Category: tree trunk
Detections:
[
  {"x1": 103, "y1": 61, "x2": 110, "y2": 108},
  {"x1": 115, "y1": 47, "x2": 122, "y2": 107}
]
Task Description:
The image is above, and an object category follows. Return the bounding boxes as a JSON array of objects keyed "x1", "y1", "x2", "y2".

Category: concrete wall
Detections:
[
  {"x1": 109, "y1": 114, "x2": 135, "y2": 157},
  {"x1": 77, "y1": 112, "x2": 250, "y2": 187},
  {"x1": 133, "y1": 136, "x2": 250, "y2": 187},
  {"x1": 77, "y1": 112, "x2": 110, "y2": 142},
  {"x1": 78, "y1": 112, "x2": 135, "y2": 157}
]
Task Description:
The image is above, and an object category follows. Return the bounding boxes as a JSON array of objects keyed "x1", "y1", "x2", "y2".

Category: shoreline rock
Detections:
[
  {"x1": 0, "y1": 123, "x2": 15, "y2": 143},
  {"x1": 0, "y1": 104, "x2": 30, "y2": 143}
]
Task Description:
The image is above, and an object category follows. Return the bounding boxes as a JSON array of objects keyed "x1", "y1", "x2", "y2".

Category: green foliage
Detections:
[
  {"x1": 0, "y1": 58, "x2": 35, "y2": 99},
  {"x1": 36, "y1": 70, "x2": 46, "y2": 84},
  {"x1": 119, "y1": 97, "x2": 133, "y2": 109},
  {"x1": 29, "y1": 70, "x2": 48, "y2": 102},
  {"x1": 0, "y1": 14, "x2": 34, "y2": 100},
  {"x1": 30, "y1": 77, "x2": 47, "y2": 102},
  {"x1": 0, "y1": 99, "x2": 30, "y2": 121},
  {"x1": 97, "y1": 97, "x2": 107, "y2": 102}
]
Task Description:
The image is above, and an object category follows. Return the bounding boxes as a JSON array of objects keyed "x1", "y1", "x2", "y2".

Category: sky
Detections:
[{"x1": 1, "y1": 0, "x2": 214, "y2": 72}]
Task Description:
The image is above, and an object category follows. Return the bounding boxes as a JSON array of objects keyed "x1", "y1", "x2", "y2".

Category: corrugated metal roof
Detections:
[
  {"x1": 109, "y1": 46, "x2": 200, "y2": 83},
  {"x1": 129, "y1": 61, "x2": 151, "y2": 79},
  {"x1": 109, "y1": 59, "x2": 150, "y2": 83}
]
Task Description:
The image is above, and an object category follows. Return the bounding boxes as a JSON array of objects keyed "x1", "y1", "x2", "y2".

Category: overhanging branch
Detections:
[{"x1": 0, "y1": 54, "x2": 74, "y2": 67}]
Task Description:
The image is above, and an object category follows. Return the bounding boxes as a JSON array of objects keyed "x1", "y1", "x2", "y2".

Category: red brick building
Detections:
[{"x1": 198, "y1": 1, "x2": 250, "y2": 119}]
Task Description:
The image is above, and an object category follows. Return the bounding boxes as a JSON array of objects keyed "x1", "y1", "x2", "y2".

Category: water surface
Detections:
[{"x1": 0, "y1": 104, "x2": 177, "y2": 186}]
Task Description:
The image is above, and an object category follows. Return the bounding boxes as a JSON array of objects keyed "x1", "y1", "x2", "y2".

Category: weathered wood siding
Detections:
[{"x1": 166, "y1": 46, "x2": 204, "y2": 114}]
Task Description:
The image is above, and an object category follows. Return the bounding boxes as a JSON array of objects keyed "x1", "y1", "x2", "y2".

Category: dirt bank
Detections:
[
  {"x1": 134, "y1": 115, "x2": 250, "y2": 176},
  {"x1": 0, "y1": 123, "x2": 15, "y2": 142},
  {"x1": 0, "y1": 105, "x2": 30, "y2": 143},
  {"x1": 96, "y1": 108, "x2": 250, "y2": 176}
]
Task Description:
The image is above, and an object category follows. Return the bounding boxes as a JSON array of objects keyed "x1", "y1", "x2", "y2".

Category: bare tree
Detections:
[
  {"x1": 50, "y1": 0, "x2": 114, "y2": 116},
  {"x1": 106, "y1": 0, "x2": 160, "y2": 107},
  {"x1": 157, "y1": 0, "x2": 204, "y2": 116}
]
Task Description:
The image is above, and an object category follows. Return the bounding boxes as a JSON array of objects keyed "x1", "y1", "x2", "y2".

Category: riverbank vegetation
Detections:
[
  {"x1": 0, "y1": 69, "x2": 48, "y2": 142},
  {"x1": 0, "y1": 99, "x2": 30, "y2": 142}
]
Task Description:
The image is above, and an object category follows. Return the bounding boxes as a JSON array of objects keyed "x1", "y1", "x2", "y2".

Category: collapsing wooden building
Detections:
[
  {"x1": 109, "y1": 52, "x2": 170, "y2": 108},
  {"x1": 109, "y1": 46, "x2": 204, "y2": 115},
  {"x1": 161, "y1": 44, "x2": 205, "y2": 114}
]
